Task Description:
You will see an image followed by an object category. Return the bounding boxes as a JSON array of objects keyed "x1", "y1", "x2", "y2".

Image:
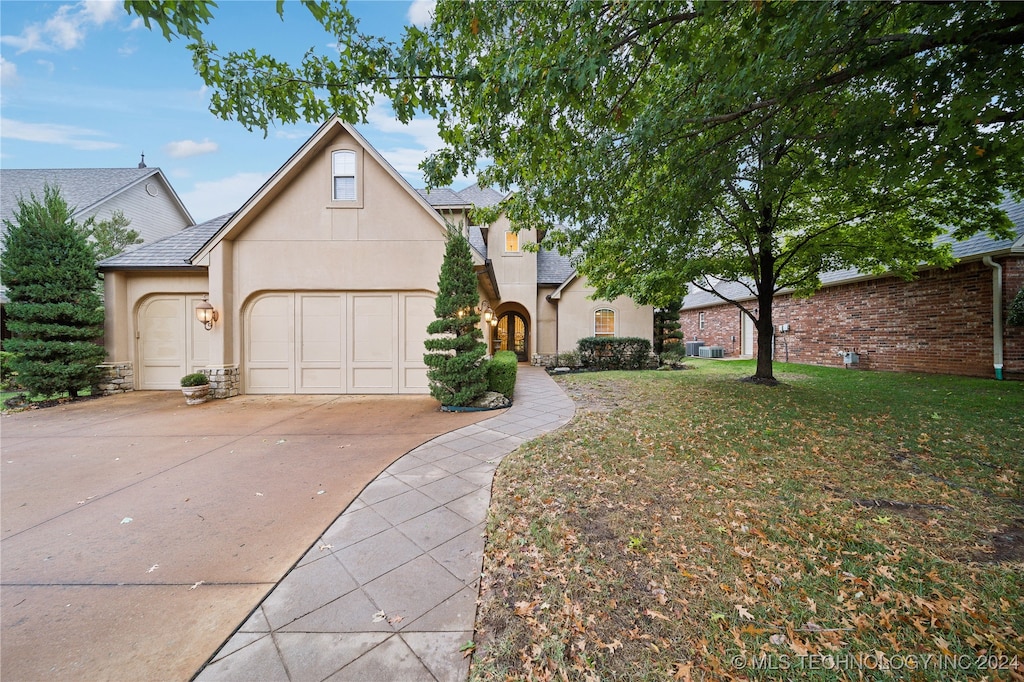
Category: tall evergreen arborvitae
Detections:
[
  {"x1": 423, "y1": 225, "x2": 488, "y2": 406},
  {"x1": 1, "y1": 186, "x2": 106, "y2": 398},
  {"x1": 654, "y1": 300, "x2": 684, "y2": 354}
]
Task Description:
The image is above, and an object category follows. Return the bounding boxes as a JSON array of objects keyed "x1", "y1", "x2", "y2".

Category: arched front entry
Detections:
[{"x1": 493, "y1": 311, "x2": 529, "y2": 362}]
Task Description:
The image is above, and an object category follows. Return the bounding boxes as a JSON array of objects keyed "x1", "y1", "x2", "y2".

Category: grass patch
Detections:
[
  {"x1": 2, "y1": 387, "x2": 96, "y2": 411},
  {"x1": 471, "y1": 360, "x2": 1024, "y2": 681}
]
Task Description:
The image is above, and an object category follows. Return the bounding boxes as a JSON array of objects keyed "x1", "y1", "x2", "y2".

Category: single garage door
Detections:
[
  {"x1": 137, "y1": 294, "x2": 210, "y2": 389},
  {"x1": 245, "y1": 292, "x2": 433, "y2": 394}
]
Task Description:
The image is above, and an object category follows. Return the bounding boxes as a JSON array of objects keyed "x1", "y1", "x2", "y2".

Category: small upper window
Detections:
[
  {"x1": 504, "y1": 230, "x2": 519, "y2": 252},
  {"x1": 332, "y1": 150, "x2": 356, "y2": 201},
  {"x1": 698, "y1": 311, "x2": 706, "y2": 330},
  {"x1": 595, "y1": 308, "x2": 615, "y2": 337}
]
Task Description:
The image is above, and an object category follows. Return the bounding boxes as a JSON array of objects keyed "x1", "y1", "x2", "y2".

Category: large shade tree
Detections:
[{"x1": 127, "y1": 0, "x2": 1024, "y2": 381}]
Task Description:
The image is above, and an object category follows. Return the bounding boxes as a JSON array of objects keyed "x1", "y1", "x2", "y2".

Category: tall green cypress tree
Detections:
[
  {"x1": 1, "y1": 185, "x2": 106, "y2": 398},
  {"x1": 424, "y1": 225, "x2": 488, "y2": 406}
]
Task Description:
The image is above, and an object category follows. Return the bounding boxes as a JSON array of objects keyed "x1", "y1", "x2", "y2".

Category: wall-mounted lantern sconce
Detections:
[
  {"x1": 479, "y1": 301, "x2": 498, "y2": 327},
  {"x1": 196, "y1": 295, "x2": 219, "y2": 331}
]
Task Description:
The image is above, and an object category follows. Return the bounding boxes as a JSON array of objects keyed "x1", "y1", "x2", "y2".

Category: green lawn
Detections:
[{"x1": 471, "y1": 360, "x2": 1024, "y2": 681}]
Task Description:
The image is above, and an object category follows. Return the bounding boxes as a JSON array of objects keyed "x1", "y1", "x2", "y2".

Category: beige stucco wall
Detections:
[
  {"x1": 554, "y1": 276, "x2": 654, "y2": 354},
  {"x1": 483, "y1": 214, "x2": 540, "y2": 356},
  {"x1": 102, "y1": 270, "x2": 211, "y2": 382},
  {"x1": 535, "y1": 286, "x2": 558, "y2": 355},
  {"x1": 201, "y1": 125, "x2": 449, "y2": 370}
]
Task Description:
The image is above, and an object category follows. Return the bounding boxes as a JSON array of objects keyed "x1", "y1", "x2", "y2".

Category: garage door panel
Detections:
[
  {"x1": 401, "y1": 294, "x2": 433, "y2": 392},
  {"x1": 246, "y1": 291, "x2": 431, "y2": 395},
  {"x1": 351, "y1": 367, "x2": 396, "y2": 390},
  {"x1": 299, "y1": 367, "x2": 345, "y2": 389},
  {"x1": 248, "y1": 367, "x2": 293, "y2": 392},
  {"x1": 138, "y1": 297, "x2": 186, "y2": 390},
  {"x1": 299, "y1": 295, "x2": 344, "y2": 363},
  {"x1": 351, "y1": 295, "x2": 394, "y2": 363},
  {"x1": 248, "y1": 295, "x2": 293, "y2": 364}
]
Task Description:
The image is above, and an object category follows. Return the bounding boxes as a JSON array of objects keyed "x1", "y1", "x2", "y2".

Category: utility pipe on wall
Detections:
[{"x1": 983, "y1": 256, "x2": 1004, "y2": 380}]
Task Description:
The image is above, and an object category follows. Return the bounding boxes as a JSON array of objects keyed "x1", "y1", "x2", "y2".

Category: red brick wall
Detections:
[{"x1": 679, "y1": 256, "x2": 1024, "y2": 379}]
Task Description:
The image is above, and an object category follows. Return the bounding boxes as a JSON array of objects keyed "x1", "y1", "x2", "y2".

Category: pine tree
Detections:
[
  {"x1": 654, "y1": 301, "x2": 683, "y2": 355},
  {"x1": 423, "y1": 225, "x2": 488, "y2": 406},
  {"x1": 1, "y1": 185, "x2": 106, "y2": 398}
]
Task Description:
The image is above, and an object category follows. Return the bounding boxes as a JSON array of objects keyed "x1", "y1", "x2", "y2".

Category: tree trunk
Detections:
[{"x1": 752, "y1": 283, "x2": 777, "y2": 383}]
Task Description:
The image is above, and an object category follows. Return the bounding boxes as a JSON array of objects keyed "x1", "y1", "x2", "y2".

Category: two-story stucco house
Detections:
[{"x1": 97, "y1": 118, "x2": 653, "y2": 396}]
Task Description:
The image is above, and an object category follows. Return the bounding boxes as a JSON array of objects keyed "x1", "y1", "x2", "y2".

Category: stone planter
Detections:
[{"x1": 181, "y1": 384, "x2": 210, "y2": 405}]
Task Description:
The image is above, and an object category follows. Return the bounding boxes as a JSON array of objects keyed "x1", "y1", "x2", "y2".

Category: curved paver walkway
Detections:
[{"x1": 196, "y1": 366, "x2": 575, "y2": 681}]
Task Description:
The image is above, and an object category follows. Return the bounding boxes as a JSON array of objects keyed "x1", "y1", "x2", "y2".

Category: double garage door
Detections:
[{"x1": 245, "y1": 292, "x2": 433, "y2": 394}]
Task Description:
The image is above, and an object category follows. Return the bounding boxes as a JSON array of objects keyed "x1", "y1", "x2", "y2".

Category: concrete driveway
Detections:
[{"x1": 1, "y1": 391, "x2": 489, "y2": 681}]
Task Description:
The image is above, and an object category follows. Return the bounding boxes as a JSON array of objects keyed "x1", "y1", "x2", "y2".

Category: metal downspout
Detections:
[{"x1": 983, "y1": 256, "x2": 1004, "y2": 380}]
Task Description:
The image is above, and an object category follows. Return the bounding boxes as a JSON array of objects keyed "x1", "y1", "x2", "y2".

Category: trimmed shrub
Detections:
[
  {"x1": 423, "y1": 225, "x2": 488, "y2": 406},
  {"x1": 487, "y1": 350, "x2": 518, "y2": 399},
  {"x1": 577, "y1": 336, "x2": 652, "y2": 371},
  {"x1": 555, "y1": 350, "x2": 582, "y2": 368},
  {"x1": 180, "y1": 372, "x2": 209, "y2": 387}
]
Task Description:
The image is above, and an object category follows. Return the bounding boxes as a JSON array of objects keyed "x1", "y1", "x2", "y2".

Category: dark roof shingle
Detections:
[{"x1": 98, "y1": 214, "x2": 231, "y2": 269}]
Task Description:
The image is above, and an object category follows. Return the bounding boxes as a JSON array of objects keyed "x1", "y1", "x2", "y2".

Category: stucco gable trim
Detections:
[
  {"x1": 190, "y1": 117, "x2": 450, "y2": 263},
  {"x1": 547, "y1": 271, "x2": 579, "y2": 301}
]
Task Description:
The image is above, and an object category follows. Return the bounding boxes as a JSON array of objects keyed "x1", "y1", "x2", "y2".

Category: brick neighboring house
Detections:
[{"x1": 679, "y1": 199, "x2": 1024, "y2": 379}]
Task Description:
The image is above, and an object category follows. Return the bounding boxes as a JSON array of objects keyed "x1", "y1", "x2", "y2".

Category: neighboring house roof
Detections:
[
  {"x1": 416, "y1": 187, "x2": 472, "y2": 209},
  {"x1": 97, "y1": 215, "x2": 232, "y2": 270},
  {"x1": 682, "y1": 198, "x2": 1024, "y2": 309},
  {"x1": 0, "y1": 167, "x2": 193, "y2": 233},
  {"x1": 457, "y1": 183, "x2": 507, "y2": 209}
]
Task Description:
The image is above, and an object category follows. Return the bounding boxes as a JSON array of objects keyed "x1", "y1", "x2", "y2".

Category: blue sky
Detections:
[{"x1": 0, "y1": 0, "x2": 468, "y2": 222}]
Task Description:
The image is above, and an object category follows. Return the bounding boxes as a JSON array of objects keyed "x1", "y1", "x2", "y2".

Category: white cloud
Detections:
[
  {"x1": 179, "y1": 172, "x2": 270, "y2": 223},
  {"x1": 1, "y1": 0, "x2": 121, "y2": 54},
  {"x1": 407, "y1": 0, "x2": 436, "y2": 27},
  {"x1": 365, "y1": 102, "x2": 444, "y2": 151},
  {"x1": 0, "y1": 56, "x2": 17, "y2": 86},
  {"x1": 0, "y1": 117, "x2": 119, "y2": 150},
  {"x1": 164, "y1": 138, "x2": 219, "y2": 159}
]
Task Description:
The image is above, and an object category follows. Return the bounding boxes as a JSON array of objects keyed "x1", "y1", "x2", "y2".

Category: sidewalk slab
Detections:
[{"x1": 196, "y1": 366, "x2": 575, "y2": 681}]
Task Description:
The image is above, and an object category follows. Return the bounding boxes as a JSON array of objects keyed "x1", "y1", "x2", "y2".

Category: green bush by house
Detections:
[
  {"x1": 180, "y1": 372, "x2": 210, "y2": 387},
  {"x1": 487, "y1": 350, "x2": 518, "y2": 399},
  {"x1": 577, "y1": 336, "x2": 652, "y2": 371}
]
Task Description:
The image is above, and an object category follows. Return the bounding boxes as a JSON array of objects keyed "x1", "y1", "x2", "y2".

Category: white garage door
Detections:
[
  {"x1": 137, "y1": 295, "x2": 210, "y2": 389},
  {"x1": 245, "y1": 292, "x2": 433, "y2": 394}
]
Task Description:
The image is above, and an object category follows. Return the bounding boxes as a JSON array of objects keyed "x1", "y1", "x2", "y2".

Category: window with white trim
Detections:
[
  {"x1": 698, "y1": 311, "x2": 706, "y2": 330},
  {"x1": 504, "y1": 230, "x2": 519, "y2": 252},
  {"x1": 594, "y1": 308, "x2": 615, "y2": 337},
  {"x1": 332, "y1": 150, "x2": 356, "y2": 201}
]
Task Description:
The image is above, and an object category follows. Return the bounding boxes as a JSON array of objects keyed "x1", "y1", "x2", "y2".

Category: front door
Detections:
[{"x1": 493, "y1": 312, "x2": 528, "y2": 362}]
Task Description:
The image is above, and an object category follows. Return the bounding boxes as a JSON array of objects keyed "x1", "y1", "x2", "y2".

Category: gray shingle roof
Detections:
[
  {"x1": 416, "y1": 187, "x2": 472, "y2": 208},
  {"x1": 537, "y1": 248, "x2": 577, "y2": 285},
  {"x1": 97, "y1": 214, "x2": 231, "y2": 269},
  {"x1": 457, "y1": 183, "x2": 506, "y2": 208},
  {"x1": 682, "y1": 198, "x2": 1024, "y2": 309},
  {"x1": 468, "y1": 226, "x2": 487, "y2": 259},
  {"x1": 1, "y1": 168, "x2": 159, "y2": 227}
]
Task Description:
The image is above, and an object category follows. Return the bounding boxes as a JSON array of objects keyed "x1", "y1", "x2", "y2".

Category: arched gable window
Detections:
[
  {"x1": 332, "y1": 150, "x2": 356, "y2": 201},
  {"x1": 594, "y1": 308, "x2": 616, "y2": 337}
]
